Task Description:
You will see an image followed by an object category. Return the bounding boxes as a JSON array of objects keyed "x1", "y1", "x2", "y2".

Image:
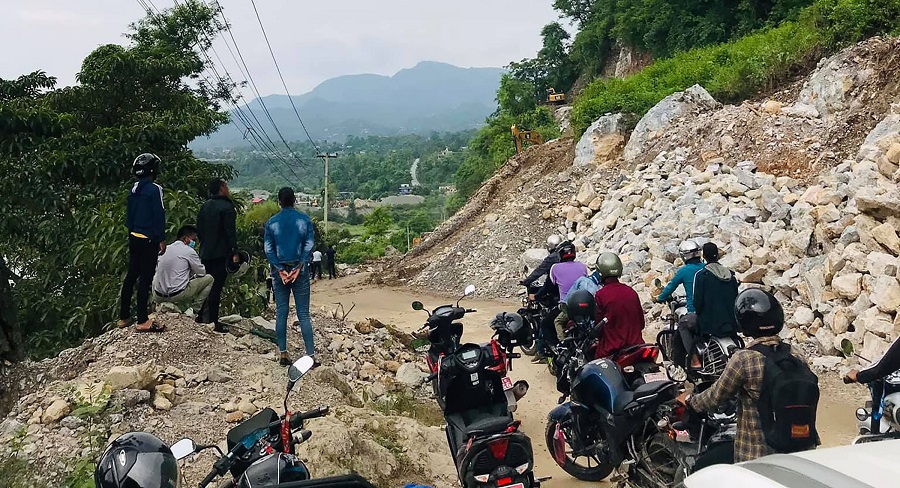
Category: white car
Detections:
[{"x1": 682, "y1": 440, "x2": 900, "y2": 487}]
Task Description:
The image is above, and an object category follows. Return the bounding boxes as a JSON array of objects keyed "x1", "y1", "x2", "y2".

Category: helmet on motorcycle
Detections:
[
  {"x1": 566, "y1": 290, "x2": 596, "y2": 320},
  {"x1": 132, "y1": 153, "x2": 161, "y2": 178},
  {"x1": 557, "y1": 241, "x2": 576, "y2": 262},
  {"x1": 95, "y1": 432, "x2": 180, "y2": 488},
  {"x1": 595, "y1": 252, "x2": 623, "y2": 278},
  {"x1": 490, "y1": 312, "x2": 530, "y2": 346},
  {"x1": 678, "y1": 239, "x2": 701, "y2": 262},
  {"x1": 546, "y1": 234, "x2": 563, "y2": 252},
  {"x1": 735, "y1": 288, "x2": 784, "y2": 338}
]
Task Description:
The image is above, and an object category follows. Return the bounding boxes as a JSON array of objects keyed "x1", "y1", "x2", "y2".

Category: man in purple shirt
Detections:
[{"x1": 547, "y1": 242, "x2": 588, "y2": 339}]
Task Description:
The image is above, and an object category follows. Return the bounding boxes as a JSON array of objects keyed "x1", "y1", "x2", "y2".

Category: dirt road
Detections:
[{"x1": 311, "y1": 274, "x2": 864, "y2": 486}]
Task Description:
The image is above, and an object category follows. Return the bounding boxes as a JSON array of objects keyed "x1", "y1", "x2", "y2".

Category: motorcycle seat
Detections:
[
  {"x1": 465, "y1": 416, "x2": 514, "y2": 438},
  {"x1": 614, "y1": 380, "x2": 676, "y2": 414}
]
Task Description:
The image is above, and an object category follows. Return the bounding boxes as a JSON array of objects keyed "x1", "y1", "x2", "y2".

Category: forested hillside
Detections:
[
  {"x1": 199, "y1": 130, "x2": 474, "y2": 199},
  {"x1": 450, "y1": 0, "x2": 900, "y2": 208}
]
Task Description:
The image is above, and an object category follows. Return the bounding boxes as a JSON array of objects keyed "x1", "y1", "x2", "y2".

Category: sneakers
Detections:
[
  {"x1": 213, "y1": 324, "x2": 229, "y2": 334},
  {"x1": 531, "y1": 354, "x2": 547, "y2": 364}
]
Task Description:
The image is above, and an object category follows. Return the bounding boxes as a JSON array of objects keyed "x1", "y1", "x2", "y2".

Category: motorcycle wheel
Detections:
[
  {"x1": 544, "y1": 420, "x2": 615, "y2": 481},
  {"x1": 521, "y1": 338, "x2": 538, "y2": 356}
]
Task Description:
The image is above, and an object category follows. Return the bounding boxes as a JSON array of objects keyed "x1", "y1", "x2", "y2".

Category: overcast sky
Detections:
[{"x1": 0, "y1": 0, "x2": 565, "y2": 96}]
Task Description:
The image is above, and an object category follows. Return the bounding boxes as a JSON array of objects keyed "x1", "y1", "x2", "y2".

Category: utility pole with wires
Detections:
[{"x1": 316, "y1": 151, "x2": 338, "y2": 235}]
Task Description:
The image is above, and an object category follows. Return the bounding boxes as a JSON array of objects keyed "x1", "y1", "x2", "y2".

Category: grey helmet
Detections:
[
  {"x1": 546, "y1": 234, "x2": 563, "y2": 252},
  {"x1": 595, "y1": 252, "x2": 623, "y2": 278},
  {"x1": 678, "y1": 239, "x2": 701, "y2": 262}
]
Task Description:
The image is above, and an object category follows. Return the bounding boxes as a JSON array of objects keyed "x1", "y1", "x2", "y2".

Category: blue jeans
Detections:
[{"x1": 273, "y1": 268, "x2": 314, "y2": 355}]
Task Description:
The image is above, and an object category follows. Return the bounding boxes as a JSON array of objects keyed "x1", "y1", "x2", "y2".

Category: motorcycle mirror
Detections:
[
  {"x1": 840, "y1": 339, "x2": 854, "y2": 358},
  {"x1": 412, "y1": 301, "x2": 425, "y2": 311},
  {"x1": 464, "y1": 285, "x2": 476, "y2": 297},
  {"x1": 170, "y1": 438, "x2": 196, "y2": 460},
  {"x1": 653, "y1": 278, "x2": 662, "y2": 288},
  {"x1": 288, "y1": 356, "x2": 315, "y2": 383}
]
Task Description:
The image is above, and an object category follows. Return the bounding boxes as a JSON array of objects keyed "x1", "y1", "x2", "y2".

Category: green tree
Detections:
[
  {"x1": 363, "y1": 206, "x2": 394, "y2": 236},
  {"x1": 0, "y1": 0, "x2": 236, "y2": 359}
]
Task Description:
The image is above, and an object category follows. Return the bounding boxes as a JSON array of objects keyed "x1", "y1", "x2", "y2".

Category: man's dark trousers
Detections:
[
  {"x1": 200, "y1": 257, "x2": 228, "y2": 326},
  {"x1": 119, "y1": 235, "x2": 158, "y2": 324}
]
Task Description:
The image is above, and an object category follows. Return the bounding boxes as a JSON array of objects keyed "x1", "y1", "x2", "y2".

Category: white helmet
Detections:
[
  {"x1": 679, "y1": 239, "x2": 701, "y2": 261},
  {"x1": 546, "y1": 234, "x2": 563, "y2": 252}
]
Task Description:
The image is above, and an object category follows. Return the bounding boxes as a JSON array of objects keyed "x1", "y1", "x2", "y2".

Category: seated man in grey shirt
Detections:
[{"x1": 153, "y1": 225, "x2": 213, "y2": 314}]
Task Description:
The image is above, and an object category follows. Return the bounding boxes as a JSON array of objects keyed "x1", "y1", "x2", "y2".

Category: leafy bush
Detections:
[{"x1": 571, "y1": 0, "x2": 900, "y2": 136}]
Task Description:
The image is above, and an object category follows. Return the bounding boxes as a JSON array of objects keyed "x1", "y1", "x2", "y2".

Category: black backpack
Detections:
[{"x1": 750, "y1": 343, "x2": 820, "y2": 453}]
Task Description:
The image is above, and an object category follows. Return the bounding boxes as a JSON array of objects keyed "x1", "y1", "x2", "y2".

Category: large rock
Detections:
[
  {"x1": 624, "y1": 85, "x2": 719, "y2": 161},
  {"x1": 521, "y1": 248, "x2": 549, "y2": 273},
  {"x1": 799, "y1": 256, "x2": 828, "y2": 311},
  {"x1": 869, "y1": 276, "x2": 900, "y2": 313},
  {"x1": 858, "y1": 113, "x2": 900, "y2": 162},
  {"x1": 41, "y1": 399, "x2": 71, "y2": 424},
  {"x1": 867, "y1": 252, "x2": 898, "y2": 277},
  {"x1": 792, "y1": 307, "x2": 815, "y2": 326},
  {"x1": 575, "y1": 182, "x2": 598, "y2": 206},
  {"x1": 856, "y1": 187, "x2": 900, "y2": 219},
  {"x1": 831, "y1": 273, "x2": 862, "y2": 299},
  {"x1": 871, "y1": 222, "x2": 900, "y2": 254},
  {"x1": 796, "y1": 53, "x2": 873, "y2": 119},
  {"x1": 395, "y1": 363, "x2": 428, "y2": 387},
  {"x1": 573, "y1": 113, "x2": 632, "y2": 166},
  {"x1": 106, "y1": 362, "x2": 157, "y2": 391}
]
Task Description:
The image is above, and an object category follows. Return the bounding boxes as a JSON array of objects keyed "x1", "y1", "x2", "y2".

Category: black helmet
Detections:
[
  {"x1": 491, "y1": 312, "x2": 530, "y2": 349},
  {"x1": 95, "y1": 432, "x2": 180, "y2": 488},
  {"x1": 132, "y1": 153, "x2": 161, "y2": 178},
  {"x1": 735, "y1": 288, "x2": 784, "y2": 338},
  {"x1": 565, "y1": 290, "x2": 596, "y2": 320},
  {"x1": 557, "y1": 241, "x2": 576, "y2": 262}
]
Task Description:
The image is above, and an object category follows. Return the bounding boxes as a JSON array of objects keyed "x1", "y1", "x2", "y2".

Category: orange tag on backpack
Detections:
[{"x1": 791, "y1": 424, "x2": 810, "y2": 438}]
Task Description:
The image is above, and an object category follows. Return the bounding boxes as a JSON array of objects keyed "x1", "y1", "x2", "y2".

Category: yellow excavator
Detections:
[
  {"x1": 511, "y1": 125, "x2": 545, "y2": 155},
  {"x1": 546, "y1": 88, "x2": 566, "y2": 105}
]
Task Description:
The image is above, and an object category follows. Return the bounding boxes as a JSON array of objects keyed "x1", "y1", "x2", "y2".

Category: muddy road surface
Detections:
[{"x1": 311, "y1": 274, "x2": 864, "y2": 486}]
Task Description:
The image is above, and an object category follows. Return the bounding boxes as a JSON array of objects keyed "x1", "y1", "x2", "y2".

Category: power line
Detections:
[
  {"x1": 133, "y1": 0, "x2": 302, "y2": 184},
  {"x1": 247, "y1": 0, "x2": 320, "y2": 153}
]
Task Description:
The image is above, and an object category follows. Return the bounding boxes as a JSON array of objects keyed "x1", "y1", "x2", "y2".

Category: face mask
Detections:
[{"x1": 188, "y1": 240, "x2": 197, "y2": 249}]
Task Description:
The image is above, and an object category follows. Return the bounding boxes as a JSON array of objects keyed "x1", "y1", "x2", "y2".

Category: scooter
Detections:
[
  {"x1": 171, "y1": 356, "x2": 329, "y2": 487},
  {"x1": 413, "y1": 286, "x2": 543, "y2": 488}
]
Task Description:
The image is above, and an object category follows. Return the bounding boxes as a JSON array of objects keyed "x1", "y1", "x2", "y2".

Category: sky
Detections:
[{"x1": 0, "y1": 0, "x2": 566, "y2": 96}]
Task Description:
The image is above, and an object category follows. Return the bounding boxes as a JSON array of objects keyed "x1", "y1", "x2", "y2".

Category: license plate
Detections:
[
  {"x1": 501, "y1": 484, "x2": 524, "y2": 488},
  {"x1": 502, "y1": 377, "x2": 513, "y2": 391},
  {"x1": 643, "y1": 371, "x2": 668, "y2": 383}
]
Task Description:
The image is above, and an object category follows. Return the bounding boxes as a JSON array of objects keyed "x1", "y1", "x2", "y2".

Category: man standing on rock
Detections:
[
  {"x1": 197, "y1": 178, "x2": 238, "y2": 333},
  {"x1": 692, "y1": 242, "x2": 740, "y2": 368},
  {"x1": 118, "y1": 153, "x2": 167, "y2": 333},
  {"x1": 265, "y1": 187, "x2": 317, "y2": 367}
]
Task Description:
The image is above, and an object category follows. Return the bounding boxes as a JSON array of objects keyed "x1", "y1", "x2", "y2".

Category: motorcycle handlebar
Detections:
[
  {"x1": 426, "y1": 372, "x2": 438, "y2": 383},
  {"x1": 300, "y1": 405, "x2": 330, "y2": 420},
  {"x1": 199, "y1": 468, "x2": 219, "y2": 488},
  {"x1": 466, "y1": 308, "x2": 477, "y2": 313}
]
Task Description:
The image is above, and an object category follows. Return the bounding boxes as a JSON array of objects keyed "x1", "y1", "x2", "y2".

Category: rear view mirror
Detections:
[
  {"x1": 412, "y1": 301, "x2": 424, "y2": 311},
  {"x1": 653, "y1": 278, "x2": 662, "y2": 288},
  {"x1": 288, "y1": 356, "x2": 315, "y2": 382},
  {"x1": 464, "y1": 285, "x2": 476, "y2": 297},
  {"x1": 171, "y1": 438, "x2": 196, "y2": 460}
]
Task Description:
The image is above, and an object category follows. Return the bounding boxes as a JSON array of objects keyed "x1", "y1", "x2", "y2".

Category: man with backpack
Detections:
[
  {"x1": 678, "y1": 289, "x2": 819, "y2": 463},
  {"x1": 690, "y1": 242, "x2": 740, "y2": 368}
]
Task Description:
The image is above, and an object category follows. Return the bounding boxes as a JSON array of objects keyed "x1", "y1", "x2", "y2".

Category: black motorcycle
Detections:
[
  {"x1": 171, "y1": 356, "x2": 330, "y2": 487},
  {"x1": 415, "y1": 288, "x2": 542, "y2": 488},
  {"x1": 517, "y1": 281, "x2": 557, "y2": 356}
]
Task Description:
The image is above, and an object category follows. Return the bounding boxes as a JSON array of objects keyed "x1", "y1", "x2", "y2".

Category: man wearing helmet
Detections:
[
  {"x1": 657, "y1": 239, "x2": 705, "y2": 367},
  {"x1": 678, "y1": 289, "x2": 816, "y2": 463},
  {"x1": 592, "y1": 252, "x2": 645, "y2": 359},
  {"x1": 520, "y1": 234, "x2": 563, "y2": 287},
  {"x1": 118, "y1": 153, "x2": 167, "y2": 333},
  {"x1": 547, "y1": 241, "x2": 589, "y2": 340}
]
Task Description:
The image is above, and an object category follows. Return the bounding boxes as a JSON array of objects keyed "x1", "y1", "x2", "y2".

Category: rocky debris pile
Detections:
[
  {"x1": 381, "y1": 138, "x2": 579, "y2": 297},
  {"x1": 545, "y1": 100, "x2": 900, "y2": 365},
  {"x1": 0, "y1": 309, "x2": 451, "y2": 487}
]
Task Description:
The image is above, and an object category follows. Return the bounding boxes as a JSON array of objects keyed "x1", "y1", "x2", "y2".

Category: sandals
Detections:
[{"x1": 135, "y1": 321, "x2": 166, "y2": 333}]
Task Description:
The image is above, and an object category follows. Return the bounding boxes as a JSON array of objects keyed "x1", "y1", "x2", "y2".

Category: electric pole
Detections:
[{"x1": 316, "y1": 151, "x2": 338, "y2": 235}]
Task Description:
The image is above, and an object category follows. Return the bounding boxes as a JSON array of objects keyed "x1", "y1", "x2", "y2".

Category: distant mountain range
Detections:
[{"x1": 192, "y1": 61, "x2": 505, "y2": 149}]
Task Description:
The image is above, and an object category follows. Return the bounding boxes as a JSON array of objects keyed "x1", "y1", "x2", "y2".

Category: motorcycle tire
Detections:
[
  {"x1": 544, "y1": 420, "x2": 615, "y2": 482},
  {"x1": 521, "y1": 338, "x2": 538, "y2": 356}
]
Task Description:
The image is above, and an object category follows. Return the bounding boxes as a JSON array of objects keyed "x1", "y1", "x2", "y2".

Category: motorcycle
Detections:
[
  {"x1": 517, "y1": 280, "x2": 557, "y2": 357},
  {"x1": 654, "y1": 290, "x2": 742, "y2": 388},
  {"x1": 842, "y1": 340, "x2": 900, "y2": 444},
  {"x1": 171, "y1": 356, "x2": 330, "y2": 487},
  {"x1": 413, "y1": 286, "x2": 542, "y2": 488}
]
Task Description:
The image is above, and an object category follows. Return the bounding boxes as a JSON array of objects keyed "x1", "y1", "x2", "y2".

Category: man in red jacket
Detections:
[{"x1": 593, "y1": 252, "x2": 645, "y2": 359}]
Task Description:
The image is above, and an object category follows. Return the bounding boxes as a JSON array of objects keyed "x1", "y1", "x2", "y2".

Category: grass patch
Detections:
[{"x1": 373, "y1": 390, "x2": 444, "y2": 427}]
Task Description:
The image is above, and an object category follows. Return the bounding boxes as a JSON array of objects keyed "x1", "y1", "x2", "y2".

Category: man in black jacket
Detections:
[
  {"x1": 692, "y1": 242, "x2": 740, "y2": 367},
  {"x1": 197, "y1": 178, "x2": 238, "y2": 333}
]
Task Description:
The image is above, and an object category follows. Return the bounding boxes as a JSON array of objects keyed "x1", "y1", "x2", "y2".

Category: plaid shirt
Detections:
[{"x1": 688, "y1": 336, "x2": 795, "y2": 462}]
